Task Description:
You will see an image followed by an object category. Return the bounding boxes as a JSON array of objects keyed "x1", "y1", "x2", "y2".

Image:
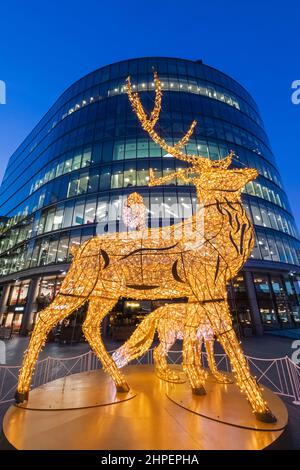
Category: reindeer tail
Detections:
[{"x1": 112, "y1": 311, "x2": 159, "y2": 368}]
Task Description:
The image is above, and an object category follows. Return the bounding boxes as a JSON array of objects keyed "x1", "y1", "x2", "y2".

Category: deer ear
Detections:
[{"x1": 213, "y1": 152, "x2": 234, "y2": 170}]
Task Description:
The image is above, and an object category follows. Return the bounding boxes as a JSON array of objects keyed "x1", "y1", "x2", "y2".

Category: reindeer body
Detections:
[{"x1": 85, "y1": 196, "x2": 253, "y2": 303}]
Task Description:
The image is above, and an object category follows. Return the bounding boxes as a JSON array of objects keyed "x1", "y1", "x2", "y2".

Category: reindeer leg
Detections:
[
  {"x1": 209, "y1": 301, "x2": 277, "y2": 422},
  {"x1": 15, "y1": 294, "x2": 86, "y2": 403},
  {"x1": 83, "y1": 296, "x2": 129, "y2": 392},
  {"x1": 154, "y1": 323, "x2": 181, "y2": 383},
  {"x1": 183, "y1": 305, "x2": 208, "y2": 395},
  {"x1": 205, "y1": 338, "x2": 233, "y2": 384}
]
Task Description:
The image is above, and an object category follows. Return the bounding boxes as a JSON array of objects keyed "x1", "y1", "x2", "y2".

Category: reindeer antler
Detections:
[
  {"x1": 126, "y1": 71, "x2": 234, "y2": 170},
  {"x1": 126, "y1": 72, "x2": 201, "y2": 165},
  {"x1": 148, "y1": 167, "x2": 194, "y2": 187}
]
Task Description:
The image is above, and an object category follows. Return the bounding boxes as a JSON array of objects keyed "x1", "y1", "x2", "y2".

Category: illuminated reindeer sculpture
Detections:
[{"x1": 15, "y1": 72, "x2": 276, "y2": 422}]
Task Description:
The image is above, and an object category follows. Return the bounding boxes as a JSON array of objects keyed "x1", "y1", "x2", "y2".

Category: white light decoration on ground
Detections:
[
  {"x1": 15, "y1": 71, "x2": 276, "y2": 423},
  {"x1": 113, "y1": 303, "x2": 232, "y2": 385}
]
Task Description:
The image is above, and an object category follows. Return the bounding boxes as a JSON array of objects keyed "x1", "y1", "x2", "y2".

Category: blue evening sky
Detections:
[{"x1": 0, "y1": 0, "x2": 299, "y2": 224}]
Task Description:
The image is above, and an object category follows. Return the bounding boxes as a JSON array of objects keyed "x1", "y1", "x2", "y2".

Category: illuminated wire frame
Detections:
[
  {"x1": 113, "y1": 302, "x2": 232, "y2": 385},
  {"x1": 15, "y1": 71, "x2": 276, "y2": 423}
]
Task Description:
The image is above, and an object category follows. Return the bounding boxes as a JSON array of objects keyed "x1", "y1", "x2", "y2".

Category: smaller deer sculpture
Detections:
[{"x1": 113, "y1": 302, "x2": 232, "y2": 384}]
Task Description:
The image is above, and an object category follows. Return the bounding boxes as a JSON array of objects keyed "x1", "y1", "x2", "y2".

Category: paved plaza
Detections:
[{"x1": 1, "y1": 334, "x2": 300, "y2": 449}]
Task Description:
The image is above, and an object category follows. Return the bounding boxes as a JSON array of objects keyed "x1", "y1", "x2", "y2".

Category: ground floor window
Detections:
[
  {"x1": 253, "y1": 272, "x2": 300, "y2": 328},
  {"x1": 36, "y1": 275, "x2": 64, "y2": 310},
  {"x1": 1, "y1": 269, "x2": 300, "y2": 340},
  {"x1": 107, "y1": 298, "x2": 186, "y2": 341},
  {"x1": 228, "y1": 275, "x2": 253, "y2": 335},
  {"x1": 0, "y1": 280, "x2": 30, "y2": 333}
]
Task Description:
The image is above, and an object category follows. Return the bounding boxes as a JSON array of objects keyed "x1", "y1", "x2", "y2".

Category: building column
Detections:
[
  {"x1": 244, "y1": 271, "x2": 264, "y2": 336},
  {"x1": 20, "y1": 277, "x2": 40, "y2": 336},
  {"x1": 0, "y1": 284, "x2": 10, "y2": 316}
]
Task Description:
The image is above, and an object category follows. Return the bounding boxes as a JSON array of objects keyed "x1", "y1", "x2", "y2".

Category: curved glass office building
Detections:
[{"x1": 0, "y1": 57, "x2": 300, "y2": 338}]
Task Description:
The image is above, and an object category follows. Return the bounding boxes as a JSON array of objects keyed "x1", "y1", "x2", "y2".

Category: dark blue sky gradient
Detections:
[{"x1": 0, "y1": 0, "x2": 299, "y2": 223}]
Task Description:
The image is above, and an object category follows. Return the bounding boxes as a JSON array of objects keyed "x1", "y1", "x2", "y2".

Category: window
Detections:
[
  {"x1": 102, "y1": 142, "x2": 113, "y2": 162},
  {"x1": 30, "y1": 240, "x2": 41, "y2": 267},
  {"x1": 62, "y1": 200, "x2": 74, "y2": 228},
  {"x1": 251, "y1": 203, "x2": 262, "y2": 224},
  {"x1": 113, "y1": 141, "x2": 125, "y2": 160},
  {"x1": 208, "y1": 143, "x2": 219, "y2": 160},
  {"x1": 55, "y1": 158, "x2": 64, "y2": 177},
  {"x1": 68, "y1": 230, "x2": 81, "y2": 259},
  {"x1": 47, "y1": 235, "x2": 59, "y2": 264},
  {"x1": 72, "y1": 151, "x2": 82, "y2": 171},
  {"x1": 67, "y1": 176, "x2": 78, "y2": 197},
  {"x1": 38, "y1": 239, "x2": 49, "y2": 266},
  {"x1": 87, "y1": 169, "x2": 99, "y2": 193},
  {"x1": 37, "y1": 276, "x2": 63, "y2": 308},
  {"x1": 72, "y1": 198, "x2": 85, "y2": 225},
  {"x1": 92, "y1": 143, "x2": 102, "y2": 164},
  {"x1": 266, "y1": 234, "x2": 280, "y2": 262},
  {"x1": 82, "y1": 147, "x2": 92, "y2": 167},
  {"x1": 44, "y1": 207, "x2": 55, "y2": 233},
  {"x1": 123, "y1": 167, "x2": 136, "y2": 187},
  {"x1": 260, "y1": 207, "x2": 271, "y2": 228},
  {"x1": 125, "y1": 139, "x2": 136, "y2": 159},
  {"x1": 253, "y1": 274, "x2": 277, "y2": 326},
  {"x1": 275, "y1": 236, "x2": 288, "y2": 263},
  {"x1": 149, "y1": 141, "x2": 161, "y2": 157},
  {"x1": 56, "y1": 234, "x2": 69, "y2": 263},
  {"x1": 78, "y1": 172, "x2": 89, "y2": 194},
  {"x1": 63, "y1": 156, "x2": 73, "y2": 174},
  {"x1": 197, "y1": 140, "x2": 209, "y2": 158},
  {"x1": 99, "y1": 166, "x2": 111, "y2": 190},
  {"x1": 137, "y1": 139, "x2": 148, "y2": 158},
  {"x1": 96, "y1": 198, "x2": 108, "y2": 224},
  {"x1": 84, "y1": 197, "x2": 97, "y2": 224},
  {"x1": 52, "y1": 205, "x2": 64, "y2": 231},
  {"x1": 257, "y1": 233, "x2": 272, "y2": 260},
  {"x1": 8, "y1": 281, "x2": 30, "y2": 307},
  {"x1": 253, "y1": 182, "x2": 263, "y2": 198},
  {"x1": 111, "y1": 166, "x2": 124, "y2": 188},
  {"x1": 136, "y1": 163, "x2": 149, "y2": 186}
]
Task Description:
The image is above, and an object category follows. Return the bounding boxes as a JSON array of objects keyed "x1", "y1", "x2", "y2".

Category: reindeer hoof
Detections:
[
  {"x1": 14, "y1": 390, "x2": 29, "y2": 404},
  {"x1": 192, "y1": 386, "x2": 206, "y2": 396},
  {"x1": 156, "y1": 369, "x2": 182, "y2": 383},
  {"x1": 116, "y1": 383, "x2": 130, "y2": 393},
  {"x1": 255, "y1": 410, "x2": 277, "y2": 423},
  {"x1": 213, "y1": 373, "x2": 233, "y2": 384}
]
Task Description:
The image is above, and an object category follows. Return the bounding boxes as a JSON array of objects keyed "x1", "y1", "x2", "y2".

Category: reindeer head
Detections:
[{"x1": 126, "y1": 71, "x2": 258, "y2": 204}]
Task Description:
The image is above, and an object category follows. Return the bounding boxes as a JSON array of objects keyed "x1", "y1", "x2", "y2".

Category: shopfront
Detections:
[
  {"x1": 253, "y1": 272, "x2": 300, "y2": 329},
  {"x1": 0, "y1": 280, "x2": 30, "y2": 333},
  {"x1": 1, "y1": 269, "x2": 300, "y2": 340}
]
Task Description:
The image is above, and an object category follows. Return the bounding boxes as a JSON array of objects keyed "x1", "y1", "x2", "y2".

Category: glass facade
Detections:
[{"x1": 0, "y1": 57, "x2": 299, "y2": 336}]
